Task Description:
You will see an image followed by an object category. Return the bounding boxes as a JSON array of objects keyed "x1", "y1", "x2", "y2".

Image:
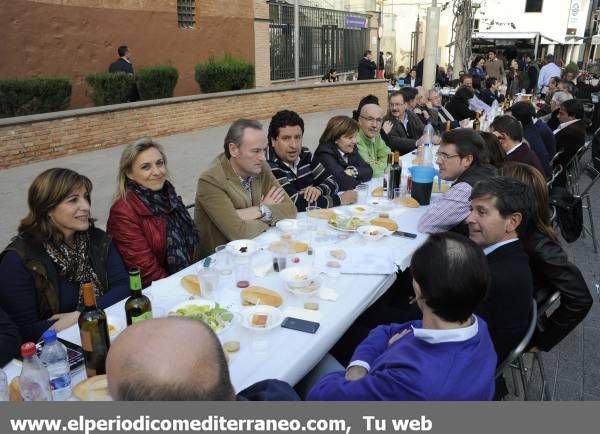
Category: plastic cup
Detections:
[
  {"x1": 214, "y1": 245, "x2": 233, "y2": 276},
  {"x1": 197, "y1": 266, "x2": 220, "y2": 300},
  {"x1": 233, "y1": 255, "x2": 252, "y2": 288},
  {"x1": 354, "y1": 183, "x2": 369, "y2": 204}
]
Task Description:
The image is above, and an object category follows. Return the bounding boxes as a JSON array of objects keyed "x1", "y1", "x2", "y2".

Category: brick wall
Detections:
[{"x1": 0, "y1": 81, "x2": 388, "y2": 169}]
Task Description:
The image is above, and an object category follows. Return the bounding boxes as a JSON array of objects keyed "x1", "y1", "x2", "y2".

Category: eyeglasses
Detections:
[
  {"x1": 435, "y1": 152, "x2": 461, "y2": 161},
  {"x1": 359, "y1": 115, "x2": 384, "y2": 124}
]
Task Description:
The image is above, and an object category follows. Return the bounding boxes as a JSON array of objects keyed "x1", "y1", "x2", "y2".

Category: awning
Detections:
[{"x1": 472, "y1": 31, "x2": 563, "y2": 44}]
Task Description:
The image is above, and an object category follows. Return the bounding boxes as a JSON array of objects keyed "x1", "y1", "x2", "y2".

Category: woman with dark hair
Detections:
[
  {"x1": 0, "y1": 168, "x2": 129, "y2": 342},
  {"x1": 499, "y1": 162, "x2": 593, "y2": 351},
  {"x1": 444, "y1": 85, "x2": 477, "y2": 121},
  {"x1": 479, "y1": 131, "x2": 506, "y2": 168},
  {"x1": 506, "y1": 59, "x2": 521, "y2": 97},
  {"x1": 108, "y1": 138, "x2": 199, "y2": 288},
  {"x1": 468, "y1": 55, "x2": 486, "y2": 89},
  {"x1": 314, "y1": 116, "x2": 373, "y2": 190},
  {"x1": 308, "y1": 232, "x2": 496, "y2": 401}
]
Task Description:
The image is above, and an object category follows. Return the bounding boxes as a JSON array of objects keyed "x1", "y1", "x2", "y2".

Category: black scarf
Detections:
[
  {"x1": 128, "y1": 180, "x2": 199, "y2": 274},
  {"x1": 44, "y1": 231, "x2": 105, "y2": 305}
]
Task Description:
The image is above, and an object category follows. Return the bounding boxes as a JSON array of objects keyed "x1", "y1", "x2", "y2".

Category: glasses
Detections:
[
  {"x1": 435, "y1": 152, "x2": 461, "y2": 162},
  {"x1": 359, "y1": 115, "x2": 384, "y2": 124}
]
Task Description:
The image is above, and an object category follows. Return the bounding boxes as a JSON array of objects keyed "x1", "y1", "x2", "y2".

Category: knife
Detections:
[{"x1": 392, "y1": 230, "x2": 417, "y2": 239}]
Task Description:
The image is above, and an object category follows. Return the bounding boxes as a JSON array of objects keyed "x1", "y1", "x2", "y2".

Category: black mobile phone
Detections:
[
  {"x1": 393, "y1": 230, "x2": 418, "y2": 239},
  {"x1": 281, "y1": 317, "x2": 320, "y2": 334}
]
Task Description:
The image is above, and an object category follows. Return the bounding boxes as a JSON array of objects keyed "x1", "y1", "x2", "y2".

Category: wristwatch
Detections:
[{"x1": 259, "y1": 203, "x2": 272, "y2": 223}]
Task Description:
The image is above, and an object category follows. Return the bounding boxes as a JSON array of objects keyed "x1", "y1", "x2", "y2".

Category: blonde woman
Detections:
[
  {"x1": 107, "y1": 138, "x2": 199, "y2": 287},
  {"x1": 0, "y1": 168, "x2": 129, "y2": 342}
]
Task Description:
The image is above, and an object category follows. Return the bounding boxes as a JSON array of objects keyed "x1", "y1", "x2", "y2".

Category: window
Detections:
[
  {"x1": 472, "y1": 19, "x2": 480, "y2": 32},
  {"x1": 177, "y1": 0, "x2": 195, "y2": 28},
  {"x1": 525, "y1": 0, "x2": 543, "y2": 13}
]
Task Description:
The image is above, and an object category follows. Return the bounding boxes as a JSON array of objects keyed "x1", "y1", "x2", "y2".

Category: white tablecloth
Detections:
[{"x1": 3, "y1": 178, "x2": 433, "y2": 396}]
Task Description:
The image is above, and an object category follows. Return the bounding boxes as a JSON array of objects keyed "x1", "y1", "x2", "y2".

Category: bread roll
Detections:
[
  {"x1": 251, "y1": 314, "x2": 268, "y2": 327},
  {"x1": 9, "y1": 376, "x2": 22, "y2": 401},
  {"x1": 370, "y1": 217, "x2": 399, "y2": 232},
  {"x1": 180, "y1": 275, "x2": 201, "y2": 296},
  {"x1": 73, "y1": 375, "x2": 111, "y2": 401},
  {"x1": 241, "y1": 286, "x2": 283, "y2": 307},
  {"x1": 371, "y1": 186, "x2": 384, "y2": 197},
  {"x1": 401, "y1": 196, "x2": 420, "y2": 208}
]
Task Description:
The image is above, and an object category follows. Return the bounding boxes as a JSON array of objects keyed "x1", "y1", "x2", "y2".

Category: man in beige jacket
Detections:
[
  {"x1": 194, "y1": 119, "x2": 297, "y2": 258},
  {"x1": 485, "y1": 50, "x2": 505, "y2": 84}
]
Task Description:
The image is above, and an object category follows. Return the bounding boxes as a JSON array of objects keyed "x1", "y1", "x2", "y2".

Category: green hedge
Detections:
[
  {"x1": 195, "y1": 54, "x2": 255, "y2": 93},
  {"x1": 85, "y1": 72, "x2": 133, "y2": 106},
  {"x1": 0, "y1": 77, "x2": 71, "y2": 118},
  {"x1": 136, "y1": 65, "x2": 179, "y2": 100}
]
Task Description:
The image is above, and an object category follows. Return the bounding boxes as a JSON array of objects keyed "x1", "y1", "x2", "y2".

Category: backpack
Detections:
[{"x1": 550, "y1": 187, "x2": 583, "y2": 243}]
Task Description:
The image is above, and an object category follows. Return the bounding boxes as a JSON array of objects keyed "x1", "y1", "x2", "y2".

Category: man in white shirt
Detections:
[{"x1": 537, "y1": 54, "x2": 562, "y2": 93}]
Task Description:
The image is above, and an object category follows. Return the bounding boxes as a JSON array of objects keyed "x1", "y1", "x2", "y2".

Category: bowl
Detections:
[
  {"x1": 241, "y1": 305, "x2": 283, "y2": 331},
  {"x1": 279, "y1": 266, "x2": 320, "y2": 290},
  {"x1": 226, "y1": 239, "x2": 259, "y2": 256},
  {"x1": 356, "y1": 225, "x2": 392, "y2": 241},
  {"x1": 276, "y1": 219, "x2": 302, "y2": 234}
]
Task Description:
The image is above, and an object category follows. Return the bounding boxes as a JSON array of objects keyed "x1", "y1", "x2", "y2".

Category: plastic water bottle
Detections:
[
  {"x1": 421, "y1": 122, "x2": 434, "y2": 166},
  {"x1": 19, "y1": 342, "x2": 52, "y2": 401},
  {"x1": 0, "y1": 367, "x2": 8, "y2": 401},
  {"x1": 39, "y1": 330, "x2": 71, "y2": 400}
]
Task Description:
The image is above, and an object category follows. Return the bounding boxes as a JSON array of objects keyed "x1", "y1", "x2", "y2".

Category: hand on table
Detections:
[
  {"x1": 261, "y1": 186, "x2": 286, "y2": 205},
  {"x1": 302, "y1": 186, "x2": 322, "y2": 203},
  {"x1": 48, "y1": 311, "x2": 80, "y2": 332},
  {"x1": 345, "y1": 365, "x2": 368, "y2": 381},
  {"x1": 340, "y1": 190, "x2": 358, "y2": 205}
]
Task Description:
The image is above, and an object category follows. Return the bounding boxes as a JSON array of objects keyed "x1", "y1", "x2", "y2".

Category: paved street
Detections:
[{"x1": 0, "y1": 107, "x2": 598, "y2": 400}]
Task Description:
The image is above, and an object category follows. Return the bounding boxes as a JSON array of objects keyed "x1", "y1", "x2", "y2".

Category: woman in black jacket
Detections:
[
  {"x1": 444, "y1": 85, "x2": 477, "y2": 121},
  {"x1": 500, "y1": 162, "x2": 593, "y2": 351},
  {"x1": 314, "y1": 116, "x2": 373, "y2": 191}
]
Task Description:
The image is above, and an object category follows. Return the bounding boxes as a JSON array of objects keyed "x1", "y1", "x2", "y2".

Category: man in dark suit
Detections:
[
  {"x1": 357, "y1": 50, "x2": 377, "y2": 80},
  {"x1": 467, "y1": 177, "x2": 535, "y2": 364},
  {"x1": 381, "y1": 90, "x2": 425, "y2": 154},
  {"x1": 490, "y1": 115, "x2": 545, "y2": 176},
  {"x1": 108, "y1": 45, "x2": 138, "y2": 101},
  {"x1": 553, "y1": 99, "x2": 587, "y2": 186}
]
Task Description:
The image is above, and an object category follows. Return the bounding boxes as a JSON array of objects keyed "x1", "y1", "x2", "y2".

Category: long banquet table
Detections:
[{"x1": 3, "y1": 173, "x2": 439, "y2": 397}]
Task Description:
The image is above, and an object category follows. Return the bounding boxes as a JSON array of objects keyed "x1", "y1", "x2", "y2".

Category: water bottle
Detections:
[
  {"x1": 0, "y1": 367, "x2": 8, "y2": 401},
  {"x1": 422, "y1": 122, "x2": 434, "y2": 166},
  {"x1": 19, "y1": 342, "x2": 52, "y2": 401},
  {"x1": 39, "y1": 330, "x2": 71, "y2": 400}
]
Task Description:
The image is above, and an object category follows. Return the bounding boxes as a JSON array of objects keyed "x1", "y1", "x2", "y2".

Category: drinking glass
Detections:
[
  {"x1": 197, "y1": 266, "x2": 220, "y2": 300},
  {"x1": 355, "y1": 183, "x2": 369, "y2": 204},
  {"x1": 214, "y1": 244, "x2": 233, "y2": 276},
  {"x1": 233, "y1": 255, "x2": 252, "y2": 289}
]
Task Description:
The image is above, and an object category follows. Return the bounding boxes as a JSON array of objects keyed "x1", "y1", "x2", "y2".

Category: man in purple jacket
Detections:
[{"x1": 308, "y1": 232, "x2": 496, "y2": 401}]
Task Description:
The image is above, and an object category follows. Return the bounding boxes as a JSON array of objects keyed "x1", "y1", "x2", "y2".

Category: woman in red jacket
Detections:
[{"x1": 107, "y1": 138, "x2": 199, "y2": 287}]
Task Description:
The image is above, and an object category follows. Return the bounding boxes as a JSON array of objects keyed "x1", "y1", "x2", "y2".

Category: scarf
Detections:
[
  {"x1": 128, "y1": 179, "x2": 199, "y2": 274},
  {"x1": 44, "y1": 231, "x2": 105, "y2": 305}
]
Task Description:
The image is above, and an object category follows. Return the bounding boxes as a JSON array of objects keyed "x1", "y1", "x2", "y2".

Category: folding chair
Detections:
[
  {"x1": 495, "y1": 299, "x2": 548, "y2": 400},
  {"x1": 576, "y1": 163, "x2": 600, "y2": 252}
]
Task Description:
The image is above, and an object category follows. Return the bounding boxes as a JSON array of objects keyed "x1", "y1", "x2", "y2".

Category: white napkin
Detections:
[{"x1": 319, "y1": 287, "x2": 338, "y2": 301}]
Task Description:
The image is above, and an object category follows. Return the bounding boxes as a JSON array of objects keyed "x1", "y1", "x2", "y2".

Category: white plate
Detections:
[
  {"x1": 356, "y1": 225, "x2": 392, "y2": 241},
  {"x1": 241, "y1": 305, "x2": 283, "y2": 331},
  {"x1": 168, "y1": 299, "x2": 236, "y2": 335},
  {"x1": 347, "y1": 204, "x2": 374, "y2": 215},
  {"x1": 276, "y1": 219, "x2": 303, "y2": 232},
  {"x1": 226, "y1": 239, "x2": 259, "y2": 256}
]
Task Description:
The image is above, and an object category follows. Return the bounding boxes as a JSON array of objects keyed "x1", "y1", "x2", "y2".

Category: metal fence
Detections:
[{"x1": 269, "y1": 2, "x2": 370, "y2": 81}]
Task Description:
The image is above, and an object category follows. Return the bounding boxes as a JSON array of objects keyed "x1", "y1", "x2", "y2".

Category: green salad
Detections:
[
  {"x1": 173, "y1": 303, "x2": 234, "y2": 333},
  {"x1": 328, "y1": 214, "x2": 367, "y2": 230}
]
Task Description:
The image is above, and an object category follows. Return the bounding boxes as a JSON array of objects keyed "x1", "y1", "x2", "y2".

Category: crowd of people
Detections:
[{"x1": 0, "y1": 68, "x2": 594, "y2": 400}]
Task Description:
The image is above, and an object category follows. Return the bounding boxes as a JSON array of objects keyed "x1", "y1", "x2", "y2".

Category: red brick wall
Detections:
[{"x1": 0, "y1": 81, "x2": 388, "y2": 169}]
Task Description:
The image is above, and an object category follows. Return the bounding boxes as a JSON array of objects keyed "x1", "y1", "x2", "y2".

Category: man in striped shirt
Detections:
[{"x1": 267, "y1": 110, "x2": 357, "y2": 212}]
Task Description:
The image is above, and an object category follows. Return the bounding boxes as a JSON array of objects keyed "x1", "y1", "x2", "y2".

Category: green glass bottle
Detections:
[
  {"x1": 124, "y1": 268, "x2": 153, "y2": 325},
  {"x1": 78, "y1": 282, "x2": 110, "y2": 377}
]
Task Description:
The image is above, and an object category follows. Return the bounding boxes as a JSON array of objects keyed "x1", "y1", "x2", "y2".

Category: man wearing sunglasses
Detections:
[{"x1": 418, "y1": 129, "x2": 495, "y2": 234}]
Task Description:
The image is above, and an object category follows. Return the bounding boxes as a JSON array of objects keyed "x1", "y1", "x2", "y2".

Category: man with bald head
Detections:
[
  {"x1": 356, "y1": 101, "x2": 391, "y2": 177},
  {"x1": 106, "y1": 317, "x2": 299, "y2": 401}
]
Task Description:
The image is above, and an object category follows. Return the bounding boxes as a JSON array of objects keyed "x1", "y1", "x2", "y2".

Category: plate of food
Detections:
[
  {"x1": 241, "y1": 305, "x2": 283, "y2": 331},
  {"x1": 168, "y1": 300, "x2": 235, "y2": 335},
  {"x1": 356, "y1": 225, "x2": 392, "y2": 241},
  {"x1": 348, "y1": 204, "x2": 375, "y2": 215},
  {"x1": 327, "y1": 212, "x2": 368, "y2": 232},
  {"x1": 279, "y1": 266, "x2": 321, "y2": 295}
]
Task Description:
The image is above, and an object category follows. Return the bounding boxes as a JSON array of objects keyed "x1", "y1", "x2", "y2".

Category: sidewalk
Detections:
[{"x1": 0, "y1": 107, "x2": 598, "y2": 400}]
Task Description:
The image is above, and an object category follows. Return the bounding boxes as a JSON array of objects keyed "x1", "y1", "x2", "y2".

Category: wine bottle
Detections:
[
  {"x1": 388, "y1": 152, "x2": 401, "y2": 199},
  {"x1": 125, "y1": 268, "x2": 153, "y2": 325},
  {"x1": 473, "y1": 112, "x2": 481, "y2": 131},
  {"x1": 78, "y1": 282, "x2": 110, "y2": 377},
  {"x1": 383, "y1": 152, "x2": 393, "y2": 192}
]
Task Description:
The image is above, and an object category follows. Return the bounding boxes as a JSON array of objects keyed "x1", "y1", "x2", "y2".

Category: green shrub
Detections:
[
  {"x1": 85, "y1": 72, "x2": 133, "y2": 106},
  {"x1": 0, "y1": 77, "x2": 71, "y2": 118},
  {"x1": 195, "y1": 54, "x2": 255, "y2": 93},
  {"x1": 564, "y1": 62, "x2": 579, "y2": 76},
  {"x1": 136, "y1": 65, "x2": 179, "y2": 100}
]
